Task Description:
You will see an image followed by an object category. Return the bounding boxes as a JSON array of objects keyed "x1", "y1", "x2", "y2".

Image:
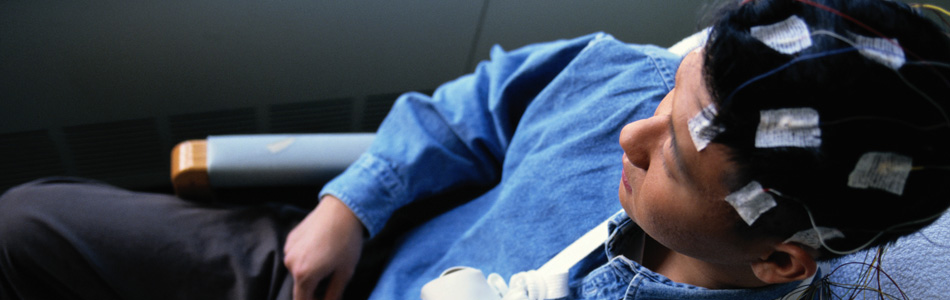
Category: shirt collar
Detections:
[
  {"x1": 601, "y1": 211, "x2": 811, "y2": 300},
  {"x1": 605, "y1": 210, "x2": 646, "y2": 261}
]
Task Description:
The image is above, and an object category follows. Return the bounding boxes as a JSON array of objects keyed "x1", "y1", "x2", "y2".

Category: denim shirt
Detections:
[
  {"x1": 321, "y1": 33, "x2": 798, "y2": 299},
  {"x1": 571, "y1": 212, "x2": 805, "y2": 300}
]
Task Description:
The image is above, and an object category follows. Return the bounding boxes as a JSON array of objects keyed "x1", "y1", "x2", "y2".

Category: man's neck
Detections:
[{"x1": 639, "y1": 236, "x2": 767, "y2": 289}]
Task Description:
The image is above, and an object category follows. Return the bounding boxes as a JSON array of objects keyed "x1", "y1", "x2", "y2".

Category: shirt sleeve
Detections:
[{"x1": 320, "y1": 34, "x2": 605, "y2": 236}]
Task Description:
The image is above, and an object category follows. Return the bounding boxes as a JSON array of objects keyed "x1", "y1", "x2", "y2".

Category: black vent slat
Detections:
[
  {"x1": 3, "y1": 157, "x2": 61, "y2": 169},
  {"x1": 169, "y1": 107, "x2": 258, "y2": 141},
  {"x1": 361, "y1": 93, "x2": 401, "y2": 131},
  {"x1": 64, "y1": 119, "x2": 165, "y2": 177},
  {"x1": 269, "y1": 98, "x2": 354, "y2": 133},
  {"x1": 0, "y1": 130, "x2": 64, "y2": 191},
  {"x1": 270, "y1": 116, "x2": 350, "y2": 129}
]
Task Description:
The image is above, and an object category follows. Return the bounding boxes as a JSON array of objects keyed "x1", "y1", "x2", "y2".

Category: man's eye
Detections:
[{"x1": 663, "y1": 139, "x2": 677, "y2": 180}]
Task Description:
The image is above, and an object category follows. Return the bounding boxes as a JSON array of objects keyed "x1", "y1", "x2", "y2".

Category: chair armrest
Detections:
[
  {"x1": 170, "y1": 133, "x2": 375, "y2": 200},
  {"x1": 171, "y1": 140, "x2": 212, "y2": 200}
]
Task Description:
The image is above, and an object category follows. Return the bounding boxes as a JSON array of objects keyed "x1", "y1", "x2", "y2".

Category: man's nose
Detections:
[{"x1": 619, "y1": 116, "x2": 667, "y2": 171}]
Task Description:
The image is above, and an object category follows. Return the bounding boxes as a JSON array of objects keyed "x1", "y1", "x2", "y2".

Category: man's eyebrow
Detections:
[{"x1": 667, "y1": 114, "x2": 694, "y2": 185}]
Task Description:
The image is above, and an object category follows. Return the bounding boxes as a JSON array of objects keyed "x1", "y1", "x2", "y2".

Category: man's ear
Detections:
[{"x1": 750, "y1": 243, "x2": 818, "y2": 284}]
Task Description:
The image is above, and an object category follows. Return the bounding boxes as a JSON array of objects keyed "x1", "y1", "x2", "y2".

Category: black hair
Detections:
[{"x1": 703, "y1": 0, "x2": 950, "y2": 259}]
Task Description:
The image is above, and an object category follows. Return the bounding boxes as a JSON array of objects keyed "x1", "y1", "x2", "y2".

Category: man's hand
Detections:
[{"x1": 284, "y1": 195, "x2": 365, "y2": 300}]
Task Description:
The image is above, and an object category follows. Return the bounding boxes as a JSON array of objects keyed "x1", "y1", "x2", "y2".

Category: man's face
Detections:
[{"x1": 618, "y1": 50, "x2": 766, "y2": 265}]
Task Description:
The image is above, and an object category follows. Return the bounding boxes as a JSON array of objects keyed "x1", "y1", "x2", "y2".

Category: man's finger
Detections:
[
  {"x1": 293, "y1": 278, "x2": 314, "y2": 300},
  {"x1": 322, "y1": 270, "x2": 353, "y2": 300},
  {"x1": 291, "y1": 264, "x2": 330, "y2": 300}
]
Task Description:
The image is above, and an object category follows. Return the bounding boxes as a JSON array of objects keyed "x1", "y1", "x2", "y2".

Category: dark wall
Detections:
[
  {"x1": 4, "y1": 0, "x2": 943, "y2": 190},
  {"x1": 0, "y1": 0, "x2": 713, "y2": 190},
  {"x1": 1, "y1": 0, "x2": 711, "y2": 133}
]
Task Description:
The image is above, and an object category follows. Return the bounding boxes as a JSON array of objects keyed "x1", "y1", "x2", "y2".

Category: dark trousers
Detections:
[{"x1": 0, "y1": 177, "x2": 308, "y2": 300}]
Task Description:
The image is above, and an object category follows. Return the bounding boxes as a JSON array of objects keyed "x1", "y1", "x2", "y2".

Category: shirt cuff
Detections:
[{"x1": 319, "y1": 152, "x2": 406, "y2": 237}]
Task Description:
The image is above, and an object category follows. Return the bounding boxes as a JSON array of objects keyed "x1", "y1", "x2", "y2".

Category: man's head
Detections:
[
  {"x1": 619, "y1": 0, "x2": 950, "y2": 288},
  {"x1": 706, "y1": 0, "x2": 950, "y2": 258}
]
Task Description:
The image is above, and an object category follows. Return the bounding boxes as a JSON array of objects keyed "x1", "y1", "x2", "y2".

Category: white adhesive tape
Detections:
[
  {"x1": 751, "y1": 15, "x2": 813, "y2": 55},
  {"x1": 847, "y1": 152, "x2": 913, "y2": 196},
  {"x1": 851, "y1": 34, "x2": 905, "y2": 70},
  {"x1": 688, "y1": 104, "x2": 723, "y2": 151},
  {"x1": 755, "y1": 108, "x2": 821, "y2": 148},
  {"x1": 725, "y1": 181, "x2": 778, "y2": 225},
  {"x1": 784, "y1": 226, "x2": 845, "y2": 249}
]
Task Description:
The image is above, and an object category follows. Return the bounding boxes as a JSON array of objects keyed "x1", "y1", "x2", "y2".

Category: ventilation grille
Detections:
[
  {"x1": 63, "y1": 119, "x2": 166, "y2": 177},
  {"x1": 270, "y1": 98, "x2": 355, "y2": 133},
  {"x1": 169, "y1": 107, "x2": 259, "y2": 141},
  {"x1": 0, "y1": 130, "x2": 64, "y2": 191},
  {"x1": 361, "y1": 93, "x2": 401, "y2": 131}
]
